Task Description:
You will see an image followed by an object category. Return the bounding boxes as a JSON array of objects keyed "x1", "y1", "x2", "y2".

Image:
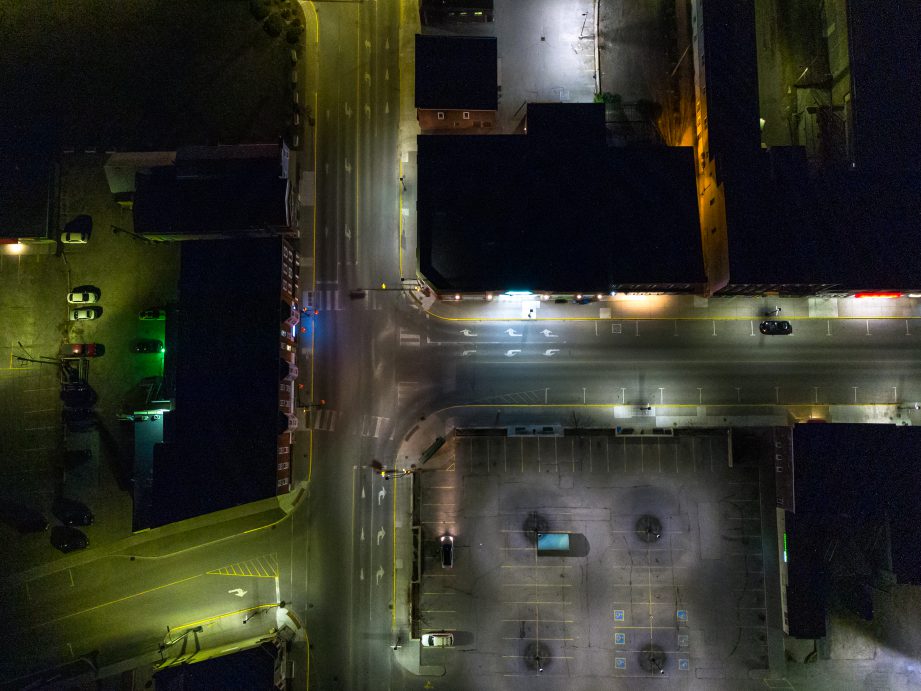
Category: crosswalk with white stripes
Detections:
[
  {"x1": 303, "y1": 289, "x2": 385, "y2": 312},
  {"x1": 399, "y1": 328, "x2": 421, "y2": 347}
]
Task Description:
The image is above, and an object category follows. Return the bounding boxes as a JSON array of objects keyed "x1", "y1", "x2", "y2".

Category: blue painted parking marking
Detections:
[
  {"x1": 615, "y1": 657, "x2": 626, "y2": 669},
  {"x1": 614, "y1": 609, "x2": 625, "y2": 621},
  {"x1": 614, "y1": 632, "x2": 626, "y2": 645},
  {"x1": 679, "y1": 658, "x2": 689, "y2": 671},
  {"x1": 676, "y1": 609, "x2": 688, "y2": 622}
]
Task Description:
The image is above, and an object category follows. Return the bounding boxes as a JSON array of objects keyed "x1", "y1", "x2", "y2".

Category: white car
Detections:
[
  {"x1": 67, "y1": 288, "x2": 100, "y2": 304},
  {"x1": 421, "y1": 632, "x2": 454, "y2": 647},
  {"x1": 70, "y1": 307, "x2": 102, "y2": 321},
  {"x1": 61, "y1": 230, "x2": 89, "y2": 244}
]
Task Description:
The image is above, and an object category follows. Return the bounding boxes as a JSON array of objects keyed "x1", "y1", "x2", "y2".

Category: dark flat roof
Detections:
[
  {"x1": 151, "y1": 238, "x2": 284, "y2": 526},
  {"x1": 133, "y1": 149, "x2": 287, "y2": 236},
  {"x1": 418, "y1": 131, "x2": 704, "y2": 292},
  {"x1": 0, "y1": 151, "x2": 55, "y2": 239},
  {"x1": 787, "y1": 424, "x2": 921, "y2": 635},
  {"x1": 154, "y1": 642, "x2": 276, "y2": 689},
  {"x1": 415, "y1": 34, "x2": 497, "y2": 110},
  {"x1": 699, "y1": 1, "x2": 921, "y2": 291}
]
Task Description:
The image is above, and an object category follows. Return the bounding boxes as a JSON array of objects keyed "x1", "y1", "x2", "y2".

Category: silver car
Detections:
[
  {"x1": 421, "y1": 632, "x2": 454, "y2": 647},
  {"x1": 70, "y1": 307, "x2": 102, "y2": 321},
  {"x1": 67, "y1": 287, "x2": 100, "y2": 304}
]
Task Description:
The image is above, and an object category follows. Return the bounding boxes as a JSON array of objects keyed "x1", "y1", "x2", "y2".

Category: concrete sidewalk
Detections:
[{"x1": 419, "y1": 292, "x2": 921, "y2": 322}]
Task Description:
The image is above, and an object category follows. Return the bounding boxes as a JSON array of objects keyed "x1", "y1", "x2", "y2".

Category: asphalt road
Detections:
[{"x1": 5, "y1": 1, "x2": 921, "y2": 688}]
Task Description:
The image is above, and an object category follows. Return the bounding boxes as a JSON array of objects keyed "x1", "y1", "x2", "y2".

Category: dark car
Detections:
[
  {"x1": 0, "y1": 503, "x2": 49, "y2": 534},
  {"x1": 62, "y1": 408, "x2": 97, "y2": 433},
  {"x1": 60, "y1": 384, "x2": 98, "y2": 409},
  {"x1": 62, "y1": 343, "x2": 105, "y2": 358},
  {"x1": 759, "y1": 320, "x2": 793, "y2": 335},
  {"x1": 64, "y1": 449, "x2": 93, "y2": 469},
  {"x1": 50, "y1": 525, "x2": 88, "y2": 553},
  {"x1": 440, "y1": 534, "x2": 454, "y2": 568},
  {"x1": 133, "y1": 339, "x2": 164, "y2": 354},
  {"x1": 52, "y1": 496, "x2": 94, "y2": 526},
  {"x1": 138, "y1": 308, "x2": 166, "y2": 320}
]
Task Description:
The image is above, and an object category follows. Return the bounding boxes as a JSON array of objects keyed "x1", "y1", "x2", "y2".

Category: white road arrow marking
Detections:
[
  {"x1": 376, "y1": 565, "x2": 384, "y2": 585},
  {"x1": 385, "y1": 68, "x2": 389, "y2": 81},
  {"x1": 360, "y1": 568, "x2": 364, "y2": 581},
  {"x1": 540, "y1": 329, "x2": 558, "y2": 337},
  {"x1": 462, "y1": 350, "x2": 477, "y2": 356},
  {"x1": 364, "y1": 73, "x2": 371, "y2": 85},
  {"x1": 385, "y1": 38, "x2": 390, "y2": 50},
  {"x1": 344, "y1": 102, "x2": 352, "y2": 118},
  {"x1": 505, "y1": 329, "x2": 521, "y2": 337},
  {"x1": 461, "y1": 329, "x2": 477, "y2": 337},
  {"x1": 228, "y1": 588, "x2": 247, "y2": 597},
  {"x1": 345, "y1": 158, "x2": 352, "y2": 174},
  {"x1": 364, "y1": 39, "x2": 371, "y2": 50},
  {"x1": 361, "y1": 485, "x2": 366, "y2": 499},
  {"x1": 378, "y1": 486, "x2": 386, "y2": 505},
  {"x1": 544, "y1": 349, "x2": 560, "y2": 356},
  {"x1": 344, "y1": 224, "x2": 352, "y2": 239},
  {"x1": 360, "y1": 526, "x2": 365, "y2": 541},
  {"x1": 384, "y1": 101, "x2": 389, "y2": 114},
  {"x1": 505, "y1": 349, "x2": 522, "y2": 357},
  {"x1": 364, "y1": 104, "x2": 371, "y2": 118},
  {"x1": 377, "y1": 526, "x2": 385, "y2": 545}
]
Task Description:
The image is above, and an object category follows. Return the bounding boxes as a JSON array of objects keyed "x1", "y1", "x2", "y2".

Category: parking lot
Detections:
[
  {"x1": 416, "y1": 430, "x2": 771, "y2": 688},
  {"x1": 0, "y1": 157, "x2": 180, "y2": 571}
]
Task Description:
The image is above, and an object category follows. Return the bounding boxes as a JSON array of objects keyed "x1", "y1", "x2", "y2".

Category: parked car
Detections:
[
  {"x1": 67, "y1": 286, "x2": 101, "y2": 304},
  {"x1": 62, "y1": 408, "x2": 96, "y2": 432},
  {"x1": 60, "y1": 214, "x2": 92, "y2": 244},
  {"x1": 52, "y1": 496, "x2": 94, "y2": 526},
  {"x1": 759, "y1": 320, "x2": 793, "y2": 336},
  {"x1": 60, "y1": 385, "x2": 97, "y2": 408},
  {"x1": 440, "y1": 534, "x2": 454, "y2": 568},
  {"x1": 421, "y1": 632, "x2": 455, "y2": 647},
  {"x1": 0, "y1": 502, "x2": 49, "y2": 534},
  {"x1": 70, "y1": 307, "x2": 102, "y2": 321},
  {"x1": 61, "y1": 230, "x2": 89, "y2": 244},
  {"x1": 133, "y1": 339, "x2": 164, "y2": 354},
  {"x1": 138, "y1": 308, "x2": 165, "y2": 320},
  {"x1": 50, "y1": 525, "x2": 88, "y2": 553},
  {"x1": 64, "y1": 449, "x2": 93, "y2": 470},
  {"x1": 62, "y1": 343, "x2": 105, "y2": 358}
]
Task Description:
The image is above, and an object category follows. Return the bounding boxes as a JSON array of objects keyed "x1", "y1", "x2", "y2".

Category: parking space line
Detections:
[
  {"x1": 502, "y1": 583, "x2": 573, "y2": 588},
  {"x1": 501, "y1": 618, "x2": 573, "y2": 622},
  {"x1": 501, "y1": 636, "x2": 574, "y2": 641},
  {"x1": 503, "y1": 600, "x2": 570, "y2": 605},
  {"x1": 501, "y1": 565, "x2": 572, "y2": 569}
]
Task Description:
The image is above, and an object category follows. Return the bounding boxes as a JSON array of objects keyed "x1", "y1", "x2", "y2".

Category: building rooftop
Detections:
[
  {"x1": 787, "y1": 423, "x2": 921, "y2": 638},
  {"x1": 133, "y1": 146, "x2": 287, "y2": 237},
  {"x1": 150, "y1": 238, "x2": 286, "y2": 527},
  {"x1": 418, "y1": 107, "x2": 704, "y2": 293},
  {"x1": 415, "y1": 34, "x2": 498, "y2": 110}
]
